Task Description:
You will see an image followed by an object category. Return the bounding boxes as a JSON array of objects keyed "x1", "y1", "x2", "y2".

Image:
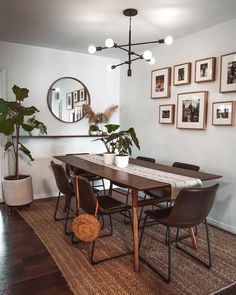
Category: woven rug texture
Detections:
[{"x1": 19, "y1": 199, "x2": 236, "y2": 295}]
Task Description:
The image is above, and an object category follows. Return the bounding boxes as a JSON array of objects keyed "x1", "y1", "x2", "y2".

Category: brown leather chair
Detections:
[
  {"x1": 139, "y1": 183, "x2": 219, "y2": 283},
  {"x1": 70, "y1": 174, "x2": 132, "y2": 265},
  {"x1": 51, "y1": 161, "x2": 75, "y2": 235},
  {"x1": 138, "y1": 161, "x2": 200, "y2": 227},
  {"x1": 65, "y1": 153, "x2": 106, "y2": 194}
]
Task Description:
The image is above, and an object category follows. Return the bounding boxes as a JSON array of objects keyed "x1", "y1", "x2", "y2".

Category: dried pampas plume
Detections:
[{"x1": 83, "y1": 104, "x2": 118, "y2": 124}]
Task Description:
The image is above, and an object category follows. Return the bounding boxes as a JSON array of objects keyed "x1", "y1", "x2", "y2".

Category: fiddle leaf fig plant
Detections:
[{"x1": 0, "y1": 85, "x2": 47, "y2": 179}]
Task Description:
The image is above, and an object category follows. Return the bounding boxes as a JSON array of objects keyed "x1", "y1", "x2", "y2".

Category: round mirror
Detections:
[{"x1": 47, "y1": 77, "x2": 90, "y2": 123}]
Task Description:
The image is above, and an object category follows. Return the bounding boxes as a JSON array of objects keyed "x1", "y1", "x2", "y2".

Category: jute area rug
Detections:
[{"x1": 19, "y1": 198, "x2": 236, "y2": 295}]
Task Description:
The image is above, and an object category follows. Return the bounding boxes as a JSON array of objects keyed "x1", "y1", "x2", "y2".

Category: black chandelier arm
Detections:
[
  {"x1": 118, "y1": 39, "x2": 165, "y2": 47},
  {"x1": 116, "y1": 45, "x2": 143, "y2": 59},
  {"x1": 112, "y1": 56, "x2": 143, "y2": 69}
]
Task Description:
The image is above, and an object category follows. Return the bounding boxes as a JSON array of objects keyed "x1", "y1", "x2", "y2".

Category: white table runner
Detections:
[{"x1": 76, "y1": 154, "x2": 202, "y2": 199}]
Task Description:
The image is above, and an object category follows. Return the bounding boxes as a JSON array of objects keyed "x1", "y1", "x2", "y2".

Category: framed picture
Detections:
[
  {"x1": 173, "y1": 62, "x2": 191, "y2": 85},
  {"x1": 79, "y1": 89, "x2": 85, "y2": 101},
  {"x1": 212, "y1": 101, "x2": 234, "y2": 126},
  {"x1": 195, "y1": 57, "x2": 216, "y2": 83},
  {"x1": 159, "y1": 104, "x2": 175, "y2": 124},
  {"x1": 73, "y1": 90, "x2": 79, "y2": 103},
  {"x1": 66, "y1": 92, "x2": 73, "y2": 110},
  {"x1": 220, "y1": 52, "x2": 236, "y2": 93},
  {"x1": 74, "y1": 106, "x2": 82, "y2": 121},
  {"x1": 177, "y1": 91, "x2": 208, "y2": 130},
  {"x1": 151, "y1": 67, "x2": 171, "y2": 98}
]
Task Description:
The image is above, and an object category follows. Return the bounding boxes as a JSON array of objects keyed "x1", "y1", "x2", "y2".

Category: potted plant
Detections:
[
  {"x1": 110, "y1": 127, "x2": 140, "y2": 168},
  {"x1": 0, "y1": 85, "x2": 47, "y2": 207},
  {"x1": 89, "y1": 124, "x2": 100, "y2": 136},
  {"x1": 95, "y1": 124, "x2": 120, "y2": 165}
]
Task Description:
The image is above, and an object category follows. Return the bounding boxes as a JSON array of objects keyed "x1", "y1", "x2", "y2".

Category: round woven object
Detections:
[{"x1": 72, "y1": 214, "x2": 101, "y2": 243}]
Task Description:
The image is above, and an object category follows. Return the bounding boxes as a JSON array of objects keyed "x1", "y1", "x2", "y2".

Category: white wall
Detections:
[
  {"x1": 120, "y1": 18, "x2": 236, "y2": 233},
  {"x1": 0, "y1": 41, "x2": 120, "y2": 198}
]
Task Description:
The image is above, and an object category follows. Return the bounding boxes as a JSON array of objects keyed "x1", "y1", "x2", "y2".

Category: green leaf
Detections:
[
  {"x1": 105, "y1": 124, "x2": 120, "y2": 133},
  {"x1": 22, "y1": 123, "x2": 33, "y2": 132},
  {"x1": 12, "y1": 85, "x2": 29, "y2": 101},
  {"x1": 19, "y1": 142, "x2": 34, "y2": 161},
  {"x1": 0, "y1": 118, "x2": 15, "y2": 135},
  {"x1": 21, "y1": 106, "x2": 39, "y2": 116},
  {"x1": 0, "y1": 98, "x2": 8, "y2": 116},
  {"x1": 4, "y1": 141, "x2": 13, "y2": 151}
]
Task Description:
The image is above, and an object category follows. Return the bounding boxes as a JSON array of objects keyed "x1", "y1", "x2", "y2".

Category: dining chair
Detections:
[
  {"x1": 51, "y1": 161, "x2": 75, "y2": 235},
  {"x1": 65, "y1": 153, "x2": 106, "y2": 195},
  {"x1": 109, "y1": 156, "x2": 156, "y2": 223},
  {"x1": 139, "y1": 183, "x2": 219, "y2": 283},
  {"x1": 138, "y1": 161, "x2": 200, "y2": 227},
  {"x1": 70, "y1": 173, "x2": 132, "y2": 265}
]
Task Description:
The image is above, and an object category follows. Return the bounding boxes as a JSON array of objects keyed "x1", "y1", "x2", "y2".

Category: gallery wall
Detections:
[
  {"x1": 120, "y1": 18, "x2": 236, "y2": 233},
  {"x1": 0, "y1": 41, "x2": 120, "y2": 198}
]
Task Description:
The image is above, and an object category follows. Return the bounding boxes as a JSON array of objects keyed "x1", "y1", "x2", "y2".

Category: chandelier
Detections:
[{"x1": 88, "y1": 8, "x2": 173, "y2": 77}]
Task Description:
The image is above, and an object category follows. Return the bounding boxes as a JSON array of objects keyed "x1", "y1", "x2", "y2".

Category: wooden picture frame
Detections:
[
  {"x1": 177, "y1": 91, "x2": 208, "y2": 130},
  {"x1": 73, "y1": 90, "x2": 79, "y2": 103},
  {"x1": 66, "y1": 92, "x2": 73, "y2": 110},
  {"x1": 151, "y1": 67, "x2": 171, "y2": 98},
  {"x1": 159, "y1": 104, "x2": 175, "y2": 124},
  {"x1": 195, "y1": 57, "x2": 216, "y2": 83},
  {"x1": 220, "y1": 52, "x2": 236, "y2": 93},
  {"x1": 79, "y1": 89, "x2": 85, "y2": 101},
  {"x1": 174, "y1": 62, "x2": 191, "y2": 85},
  {"x1": 212, "y1": 101, "x2": 234, "y2": 126}
]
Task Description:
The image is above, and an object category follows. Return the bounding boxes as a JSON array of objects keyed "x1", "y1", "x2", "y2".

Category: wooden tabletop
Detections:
[{"x1": 54, "y1": 155, "x2": 222, "y2": 191}]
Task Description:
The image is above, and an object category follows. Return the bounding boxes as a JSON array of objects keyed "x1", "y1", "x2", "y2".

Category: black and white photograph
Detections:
[
  {"x1": 151, "y1": 67, "x2": 171, "y2": 98},
  {"x1": 73, "y1": 90, "x2": 79, "y2": 103},
  {"x1": 212, "y1": 101, "x2": 234, "y2": 126},
  {"x1": 79, "y1": 89, "x2": 85, "y2": 101},
  {"x1": 195, "y1": 57, "x2": 216, "y2": 83},
  {"x1": 177, "y1": 91, "x2": 208, "y2": 129},
  {"x1": 220, "y1": 52, "x2": 236, "y2": 92},
  {"x1": 174, "y1": 62, "x2": 191, "y2": 85},
  {"x1": 159, "y1": 104, "x2": 175, "y2": 124},
  {"x1": 66, "y1": 92, "x2": 73, "y2": 110}
]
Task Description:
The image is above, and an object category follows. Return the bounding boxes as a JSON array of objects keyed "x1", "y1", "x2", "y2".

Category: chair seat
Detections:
[
  {"x1": 145, "y1": 207, "x2": 173, "y2": 222},
  {"x1": 144, "y1": 186, "x2": 171, "y2": 198},
  {"x1": 97, "y1": 195, "x2": 131, "y2": 214}
]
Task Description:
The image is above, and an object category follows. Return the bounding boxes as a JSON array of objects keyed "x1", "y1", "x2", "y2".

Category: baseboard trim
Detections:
[{"x1": 207, "y1": 217, "x2": 236, "y2": 235}]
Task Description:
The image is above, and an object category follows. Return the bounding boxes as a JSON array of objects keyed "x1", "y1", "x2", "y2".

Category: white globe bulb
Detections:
[
  {"x1": 107, "y1": 65, "x2": 113, "y2": 72},
  {"x1": 164, "y1": 36, "x2": 173, "y2": 45},
  {"x1": 105, "y1": 38, "x2": 114, "y2": 48},
  {"x1": 148, "y1": 57, "x2": 155, "y2": 65},
  {"x1": 88, "y1": 45, "x2": 96, "y2": 54},
  {"x1": 143, "y1": 50, "x2": 152, "y2": 60}
]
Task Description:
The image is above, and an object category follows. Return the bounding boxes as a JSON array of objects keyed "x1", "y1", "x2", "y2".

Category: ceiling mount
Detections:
[
  {"x1": 123, "y1": 8, "x2": 138, "y2": 17},
  {"x1": 88, "y1": 8, "x2": 173, "y2": 77}
]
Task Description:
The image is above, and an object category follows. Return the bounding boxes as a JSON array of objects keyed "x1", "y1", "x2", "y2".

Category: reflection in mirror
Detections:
[{"x1": 47, "y1": 77, "x2": 90, "y2": 123}]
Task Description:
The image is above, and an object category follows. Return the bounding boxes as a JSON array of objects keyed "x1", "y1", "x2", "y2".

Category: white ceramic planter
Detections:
[
  {"x1": 2, "y1": 175, "x2": 33, "y2": 206},
  {"x1": 103, "y1": 153, "x2": 115, "y2": 165},
  {"x1": 115, "y1": 155, "x2": 129, "y2": 168}
]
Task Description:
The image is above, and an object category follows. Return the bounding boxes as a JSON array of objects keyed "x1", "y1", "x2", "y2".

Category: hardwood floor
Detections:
[{"x1": 0, "y1": 204, "x2": 73, "y2": 295}]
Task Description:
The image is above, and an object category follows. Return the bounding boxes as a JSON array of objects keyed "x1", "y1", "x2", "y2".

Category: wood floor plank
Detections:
[{"x1": 0, "y1": 204, "x2": 73, "y2": 295}]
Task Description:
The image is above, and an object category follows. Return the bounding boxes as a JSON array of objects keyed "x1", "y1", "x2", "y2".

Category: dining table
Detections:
[{"x1": 54, "y1": 154, "x2": 222, "y2": 272}]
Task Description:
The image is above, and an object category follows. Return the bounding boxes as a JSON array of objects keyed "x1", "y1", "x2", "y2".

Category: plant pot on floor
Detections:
[
  {"x1": 2, "y1": 175, "x2": 33, "y2": 207},
  {"x1": 103, "y1": 153, "x2": 116, "y2": 165},
  {"x1": 115, "y1": 155, "x2": 129, "y2": 168}
]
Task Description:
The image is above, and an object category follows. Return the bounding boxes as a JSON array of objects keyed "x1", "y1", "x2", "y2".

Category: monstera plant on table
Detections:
[{"x1": 0, "y1": 85, "x2": 47, "y2": 208}]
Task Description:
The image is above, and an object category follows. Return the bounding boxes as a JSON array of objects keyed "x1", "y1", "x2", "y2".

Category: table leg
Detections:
[
  {"x1": 132, "y1": 188, "x2": 139, "y2": 272},
  {"x1": 189, "y1": 227, "x2": 197, "y2": 250}
]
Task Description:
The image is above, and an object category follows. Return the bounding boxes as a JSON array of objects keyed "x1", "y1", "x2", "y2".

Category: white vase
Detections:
[
  {"x1": 115, "y1": 155, "x2": 129, "y2": 168},
  {"x1": 103, "y1": 153, "x2": 115, "y2": 165},
  {"x1": 2, "y1": 175, "x2": 33, "y2": 207}
]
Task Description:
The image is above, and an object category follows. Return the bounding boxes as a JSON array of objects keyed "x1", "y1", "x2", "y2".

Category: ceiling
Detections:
[{"x1": 0, "y1": 0, "x2": 236, "y2": 58}]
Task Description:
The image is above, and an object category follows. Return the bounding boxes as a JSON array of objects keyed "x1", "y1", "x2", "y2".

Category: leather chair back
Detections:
[
  {"x1": 172, "y1": 162, "x2": 200, "y2": 171},
  {"x1": 70, "y1": 173, "x2": 97, "y2": 215},
  {"x1": 136, "y1": 156, "x2": 155, "y2": 163},
  {"x1": 51, "y1": 161, "x2": 74, "y2": 196},
  {"x1": 165, "y1": 184, "x2": 219, "y2": 228}
]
